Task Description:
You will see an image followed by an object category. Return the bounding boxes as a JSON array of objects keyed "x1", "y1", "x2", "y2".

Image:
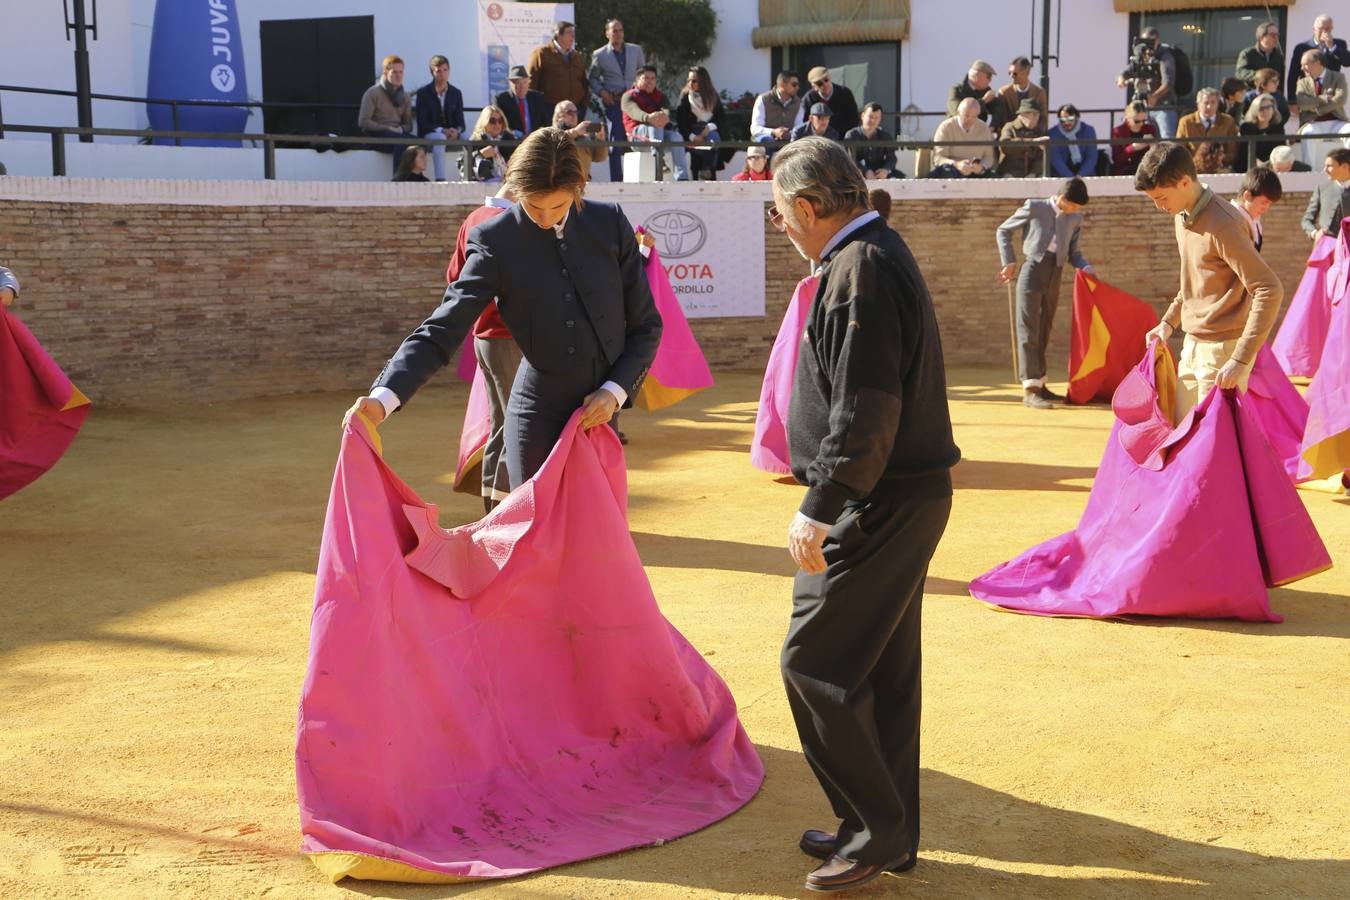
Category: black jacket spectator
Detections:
[
  {"x1": 495, "y1": 88, "x2": 551, "y2": 138},
  {"x1": 947, "y1": 78, "x2": 998, "y2": 125},
  {"x1": 791, "y1": 121, "x2": 839, "y2": 142},
  {"x1": 843, "y1": 126, "x2": 898, "y2": 175},
  {"x1": 675, "y1": 92, "x2": 735, "y2": 174},
  {"x1": 1235, "y1": 120, "x2": 1286, "y2": 171},
  {"x1": 414, "y1": 81, "x2": 466, "y2": 137},
  {"x1": 1287, "y1": 38, "x2": 1350, "y2": 104},
  {"x1": 802, "y1": 84, "x2": 861, "y2": 136}
]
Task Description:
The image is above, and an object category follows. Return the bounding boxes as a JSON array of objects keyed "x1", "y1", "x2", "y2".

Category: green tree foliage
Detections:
[{"x1": 570, "y1": 1, "x2": 719, "y2": 100}]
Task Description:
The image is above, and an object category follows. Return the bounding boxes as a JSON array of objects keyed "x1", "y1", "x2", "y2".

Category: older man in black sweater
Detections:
[{"x1": 771, "y1": 136, "x2": 960, "y2": 893}]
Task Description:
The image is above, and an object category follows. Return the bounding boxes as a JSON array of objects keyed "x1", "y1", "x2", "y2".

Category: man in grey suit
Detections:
[
  {"x1": 352, "y1": 129, "x2": 662, "y2": 488},
  {"x1": 589, "y1": 18, "x2": 645, "y2": 182},
  {"x1": 996, "y1": 177, "x2": 1095, "y2": 408},
  {"x1": 1303, "y1": 147, "x2": 1350, "y2": 241}
]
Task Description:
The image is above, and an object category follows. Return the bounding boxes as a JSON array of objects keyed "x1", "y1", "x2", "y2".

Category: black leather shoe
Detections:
[
  {"x1": 806, "y1": 853, "x2": 912, "y2": 892},
  {"x1": 1037, "y1": 385, "x2": 1065, "y2": 402},
  {"x1": 799, "y1": 829, "x2": 836, "y2": 860},
  {"x1": 800, "y1": 831, "x2": 916, "y2": 873}
]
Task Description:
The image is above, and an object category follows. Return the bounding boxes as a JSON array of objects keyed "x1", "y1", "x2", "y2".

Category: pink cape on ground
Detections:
[
  {"x1": 632, "y1": 233, "x2": 715, "y2": 411},
  {"x1": 969, "y1": 341, "x2": 1331, "y2": 623},
  {"x1": 1271, "y1": 233, "x2": 1337, "y2": 378},
  {"x1": 0, "y1": 306, "x2": 91, "y2": 500},
  {"x1": 1245, "y1": 345, "x2": 1311, "y2": 481},
  {"x1": 297, "y1": 412, "x2": 763, "y2": 884},
  {"x1": 1298, "y1": 222, "x2": 1350, "y2": 482},
  {"x1": 749, "y1": 275, "x2": 818, "y2": 475}
]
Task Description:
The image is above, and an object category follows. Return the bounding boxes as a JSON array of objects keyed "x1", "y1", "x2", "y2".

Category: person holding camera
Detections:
[
  {"x1": 552, "y1": 100, "x2": 608, "y2": 181},
  {"x1": 1117, "y1": 26, "x2": 1179, "y2": 138},
  {"x1": 929, "y1": 98, "x2": 996, "y2": 178}
]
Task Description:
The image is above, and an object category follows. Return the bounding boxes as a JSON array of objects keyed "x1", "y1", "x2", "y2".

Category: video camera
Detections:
[{"x1": 1123, "y1": 40, "x2": 1161, "y2": 90}]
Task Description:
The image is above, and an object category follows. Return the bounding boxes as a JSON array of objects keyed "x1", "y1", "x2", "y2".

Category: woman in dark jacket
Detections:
[
  {"x1": 675, "y1": 67, "x2": 734, "y2": 179},
  {"x1": 1236, "y1": 93, "x2": 1286, "y2": 172},
  {"x1": 392, "y1": 146, "x2": 430, "y2": 182}
]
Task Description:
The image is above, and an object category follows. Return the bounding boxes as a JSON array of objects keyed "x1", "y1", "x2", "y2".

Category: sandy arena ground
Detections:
[{"x1": 1, "y1": 370, "x2": 1346, "y2": 899}]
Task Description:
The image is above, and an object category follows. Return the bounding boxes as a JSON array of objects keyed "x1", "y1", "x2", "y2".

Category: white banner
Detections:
[
  {"x1": 476, "y1": 1, "x2": 575, "y2": 104},
  {"x1": 622, "y1": 202, "x2": 766, "y2": 319}
]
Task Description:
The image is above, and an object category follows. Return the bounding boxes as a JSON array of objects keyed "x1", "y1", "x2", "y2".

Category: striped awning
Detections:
[
  {"x1": 1114, "y1": 0, "x2": 1293, "y2": 11},
  {"x1": 751, "y1": 0, "x2": 910, "y2": 48}
]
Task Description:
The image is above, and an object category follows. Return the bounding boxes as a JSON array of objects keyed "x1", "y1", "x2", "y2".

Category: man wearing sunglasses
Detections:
[
  {"x1": 772, "y1": 136, "x2": 959, "y2": 893},
  {"x1": 802, "y1": 66, "x2": 860, "y2": 136}
]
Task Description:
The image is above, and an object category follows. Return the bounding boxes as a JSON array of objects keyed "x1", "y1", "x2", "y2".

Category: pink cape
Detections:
[
  {"x1": 632, "y1": 235, "x2": 715, "y2": 411},
  {"x1": 1245, "y1": 345, "x2": 1311, "y2": 481},
  {"x1": 750, "y1": 275, "x2": 818, "y2": 475},
  {"x1": 969, "y1": 342, "x2": 1331, "y2": 622},
  {"x1": 0, "y1": 307, "x2": 91, "y2": 500},
  {"x1": 452, "y1": 364, "x2": 494, "y2": 494},
  {"x1": 1271, "y1": 233, "x2": 1337, "y2": 378},
  {"x1": 1298, "y1": 224, "x2": 1350, "y2": 482},
  {"x1": 297, "y1": 412, "x2": 763, "y2": 884}
]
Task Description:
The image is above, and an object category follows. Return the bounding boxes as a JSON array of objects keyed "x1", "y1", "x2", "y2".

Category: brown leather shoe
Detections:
[
  {"x1": 806, "y1": 854, "x2": 895, "y2": 892},
  {"x1": 800, "y1": 831, "x2": 917, "y2": 873}
]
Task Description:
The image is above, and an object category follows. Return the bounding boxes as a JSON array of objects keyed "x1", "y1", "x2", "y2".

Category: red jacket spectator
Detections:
[
  {"x1": 621, "y1": 84, "x2": 669, "y2": 137},
  {"x1": 1110, "y1": 119, "x2": 1158, "y2": 176},
  {"x1": 447, "y1": 202, "x2": 512, "y2": 340}
]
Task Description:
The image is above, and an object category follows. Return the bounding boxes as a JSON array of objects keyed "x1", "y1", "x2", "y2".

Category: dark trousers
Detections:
[
  {"x1": 1015, "y1": 257, "x2": 1063, "y2": 384},
  {"x1": 504, "y1": 358, "x2": 606, "y2": 489},
  {"x1": 782, "y1": 489, "x2": 952, "y2": 866},
  {"x1": 604, "y1": 102, "x2": 627, "y2": 182}
]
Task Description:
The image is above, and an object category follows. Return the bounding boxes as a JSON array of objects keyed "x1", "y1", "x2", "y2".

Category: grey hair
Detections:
[
  {"x1": 1196, "y1": 87, "x2": 1220, "y2": 103},
  {"x1": 1269, "y1": 145, "x2": 1294, "y2": 164},
  {"x1": 771, "y1": 136, "x2": 870, "y2": 220}
]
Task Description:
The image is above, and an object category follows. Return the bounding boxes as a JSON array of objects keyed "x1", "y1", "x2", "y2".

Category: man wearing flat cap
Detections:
[
  {"x1": 802, "y1": 66, "x2": 861, "y2": 136},
  {"x1": 997, "y1": 98, "x2": 1049, "y2": 177},
  {"x1": 494, "y1": 65, "x2": 551, "y2": 160},
  {"x1": 948, "y1": 59, "x2": 1001, "y2": 125},
  {"x1": 792, "y1": 102, "x2": 841, "y2": 141}
]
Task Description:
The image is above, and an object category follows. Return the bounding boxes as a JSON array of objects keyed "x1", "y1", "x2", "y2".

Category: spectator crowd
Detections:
[{"x1": 353, "y1": 12, "x2": 1350, "y2": 183}]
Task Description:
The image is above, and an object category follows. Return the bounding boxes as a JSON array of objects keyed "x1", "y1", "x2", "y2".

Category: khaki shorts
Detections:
[{"x1": 1175, "y1": 334, "x2": 1250, "y2": 421}]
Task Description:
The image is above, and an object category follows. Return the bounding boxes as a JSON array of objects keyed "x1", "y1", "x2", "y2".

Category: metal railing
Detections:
[{"x1": 0, "y1": 121, "x2": 1303, "y2": 182}]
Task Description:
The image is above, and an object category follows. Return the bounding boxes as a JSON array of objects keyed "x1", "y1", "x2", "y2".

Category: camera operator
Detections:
[
  {"x1": 1117, "y1": 26, "x2": 1179, "y2": 138},
  {"x1": 552, "y1": 100, "x2": 609, "y2": 181}
]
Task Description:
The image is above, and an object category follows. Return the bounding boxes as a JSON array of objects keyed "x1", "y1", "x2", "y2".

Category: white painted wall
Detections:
[
  {"x1": 903, "y1": 1, "x2": 1128, "y2": 139},
  {"x1": 702, "y1": 1, "x2": 774, "y2": 98},
  {"x1": 0, "y1": 0, "x2": 139, "y2": 138}
]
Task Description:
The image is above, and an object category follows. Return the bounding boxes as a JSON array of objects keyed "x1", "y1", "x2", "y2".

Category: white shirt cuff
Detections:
[
  {"x1": 793, "y1": 511, "x2": 831, "y2": 532},
  {"x1": 638, "y1": 242, "x2": 651, "y2": 258},
  {"x1": 600, "y1": 380, "x2": 627, "y2": 407},
  {"x1": 369, "y1": 386, "x2": 401, "y2": 418}
]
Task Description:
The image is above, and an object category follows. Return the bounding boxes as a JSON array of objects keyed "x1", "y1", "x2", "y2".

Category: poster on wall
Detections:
[
  {"x1": 622, "y1": 202, "x2": 766, "y2": 319},
  {"x1": 477, "y1": 1, "x2": 575, "y2": 102}
]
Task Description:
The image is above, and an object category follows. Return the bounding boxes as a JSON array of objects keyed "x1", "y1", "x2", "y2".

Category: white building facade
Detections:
[{"x1": 0, "y1": 1, "x2": 1316, "y2": 179}]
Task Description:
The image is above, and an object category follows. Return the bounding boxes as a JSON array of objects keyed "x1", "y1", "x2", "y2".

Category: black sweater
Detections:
[{"x1": 789, "y1": 218, "x2": 960, "y2": 523}]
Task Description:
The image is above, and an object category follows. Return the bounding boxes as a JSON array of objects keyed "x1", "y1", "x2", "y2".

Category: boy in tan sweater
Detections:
[{"x1": 1136, "y1": 142, "x2": 1284, "y2": 418}]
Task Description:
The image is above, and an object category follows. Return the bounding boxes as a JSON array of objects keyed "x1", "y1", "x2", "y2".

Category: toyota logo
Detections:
[{"x1": 642, "y1": 209, "x2": 707, "y2": 259}]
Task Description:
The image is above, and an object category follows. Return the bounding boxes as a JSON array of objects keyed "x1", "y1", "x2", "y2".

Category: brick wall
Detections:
[{"x1": 0, "y1": 183, "x2": 1316, "y2": 405}]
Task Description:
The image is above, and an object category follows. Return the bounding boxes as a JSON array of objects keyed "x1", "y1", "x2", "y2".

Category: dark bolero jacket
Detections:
[{"x1": 373, "y1": 200, "x2": 662, "y2": 407}]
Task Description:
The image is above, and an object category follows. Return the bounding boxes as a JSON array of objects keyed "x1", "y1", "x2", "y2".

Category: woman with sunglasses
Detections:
[
  {"x1": 351, "y1": 127, "x2": 661, "y2": 490},
  {"x1": 676, "y1": 66, "x2": 734, "y2": 180},
  {"x1": 470, "y1": 105, "x2": 510, "y2": 182},
  {"x1": 1237, "y1": 94, "x2": 1287, "y2": 171},
  {"x1": 1048, "y1": 103, "x2": 1100, "y2": 178},
  {"x1": 1110, "y1": 100, "x2": 1158, "y2": 175}
]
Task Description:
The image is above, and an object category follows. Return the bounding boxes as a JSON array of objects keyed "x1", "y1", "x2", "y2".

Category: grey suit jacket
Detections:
[
  {"x1": 1296, "y1": 69, "x2": 1349, "y2": 125},
  {"x1": 996, "y1": 198, "x2": 1090, "y2": 269},
  {"x1": 589, "y1": 43, "x2": 645, "y2": 97},
  {"x1": 373, "y1": 201, "x2": 662, "y2": 408},
  {"x1": 0, "y1": 266, "x2": 18, "y2": 297},
  {"x1": 1301, "y1": 179, "x2": 1350, "y2": 237}
]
